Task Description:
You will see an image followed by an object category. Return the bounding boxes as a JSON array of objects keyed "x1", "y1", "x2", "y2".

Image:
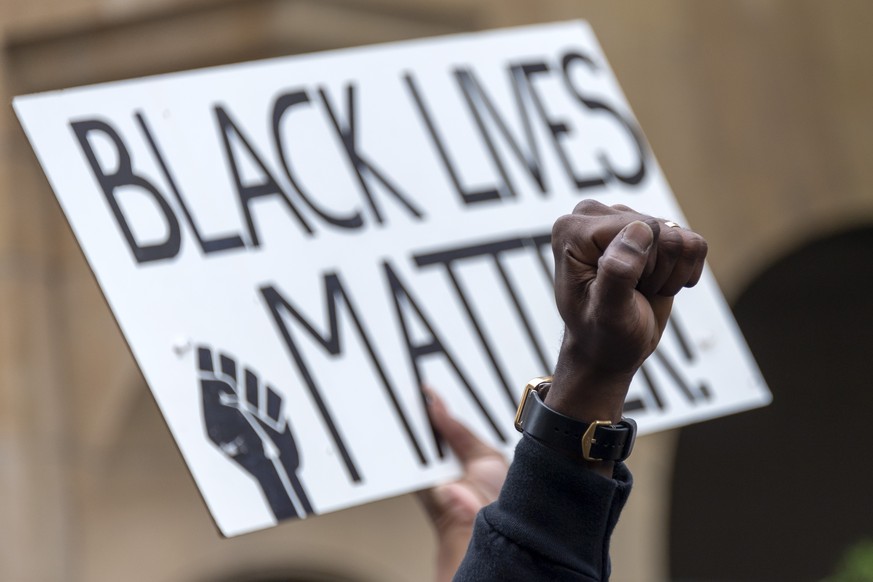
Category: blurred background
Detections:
[{"x1": 1, "y1": 0, "x2": 872, "y2": 580}]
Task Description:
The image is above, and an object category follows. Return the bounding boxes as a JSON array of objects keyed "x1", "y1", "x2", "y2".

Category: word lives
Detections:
[{"x1": 69, "y1": 49, "x2": 649, "y2": 265}]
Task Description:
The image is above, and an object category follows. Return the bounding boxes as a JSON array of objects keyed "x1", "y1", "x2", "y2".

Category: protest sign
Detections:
[{"x1": 14, "y1": 21, "x2": 770, "y2": 536}]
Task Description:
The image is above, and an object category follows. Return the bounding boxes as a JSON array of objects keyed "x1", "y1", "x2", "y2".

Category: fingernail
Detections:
[{"x1": 622, "y1": 221, "x2": 653, "y2": 253}]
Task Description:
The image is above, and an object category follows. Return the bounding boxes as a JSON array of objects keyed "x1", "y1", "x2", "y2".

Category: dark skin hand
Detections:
[
  {"x1": 548, "y1": 200, "x2": 707, "y2": 475},
  {"x1": 422, "y1": 201, "x2": 708, "y2": 575}
]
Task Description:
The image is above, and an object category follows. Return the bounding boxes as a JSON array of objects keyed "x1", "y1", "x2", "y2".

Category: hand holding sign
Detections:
[
  {"x1": 197, "y1": 346, "x2": 314, "y2": 521},
  {"x1": 419, "y1": 387, "x2": 509, "y2": 582},
  {"x1": 548, "y1": 201, "x2": 709, "y2": 442}
]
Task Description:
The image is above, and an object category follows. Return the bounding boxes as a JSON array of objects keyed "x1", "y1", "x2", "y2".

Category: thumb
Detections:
[{"x1": 591, "y1": 221, "x2": 653, "y2": 313}]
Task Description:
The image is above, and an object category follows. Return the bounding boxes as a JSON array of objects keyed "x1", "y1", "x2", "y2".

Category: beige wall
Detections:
[{"x1": 1, "y1": 1, "x2": 871, "y2": 580}]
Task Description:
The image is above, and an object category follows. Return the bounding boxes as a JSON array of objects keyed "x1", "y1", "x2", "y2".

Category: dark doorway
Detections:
[{"x1": 670, "y1": 226, "x2": 873, "y2": 581}]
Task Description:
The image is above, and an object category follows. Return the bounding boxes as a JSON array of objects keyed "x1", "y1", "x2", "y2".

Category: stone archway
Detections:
[{"x1": 670, "y1": 226, "x2": 873, "y2": 581}]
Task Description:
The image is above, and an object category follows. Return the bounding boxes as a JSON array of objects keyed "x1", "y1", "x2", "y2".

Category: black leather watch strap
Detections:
[{"x1": 514, "y1": 377, "x2": 636, "y2": 462}]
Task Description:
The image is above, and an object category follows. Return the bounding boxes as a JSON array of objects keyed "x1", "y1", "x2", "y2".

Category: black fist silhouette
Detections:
[{"x1": 197, "y1": 346, "x2": 313, "y2": 521}]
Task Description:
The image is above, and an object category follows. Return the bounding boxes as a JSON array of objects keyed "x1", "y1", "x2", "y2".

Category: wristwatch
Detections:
[{"x1": 514, "y1": 376, "x2": 637, "y2": 462}]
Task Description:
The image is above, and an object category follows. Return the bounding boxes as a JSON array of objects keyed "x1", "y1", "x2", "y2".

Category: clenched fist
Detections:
[{"x1": 547, "y1": 200, "x2": 708, "y2": 430}]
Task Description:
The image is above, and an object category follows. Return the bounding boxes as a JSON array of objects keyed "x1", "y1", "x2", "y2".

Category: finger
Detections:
[
  {"x1": 552, "y1": 214, "x2": 645, "y2": 315},
  {"x1": 201, "y1": 379, "x2": 235, "y2": 401},
  {"x1": 245, "y1": 369, "x2": 259, "y2": 409},
  {"x1": 556, "y1": 202, "x2": 623, "y2": 264},
  {"x1": 590, "y1": 221, "x2": 654, "y2": 315},
  {"x1": 649, "y1": 294, "x2": 675, "y2": 336},
  {"x1": 658, "y1": 232, "x2": 708, "y2": 296},
  {"x1": 637, "y1": 224, "x2": 684, "y2": 296},
  {"x1": 554, "y1": 204, "x2": 660, "y2": 269},
  {"x1": 197, "y1": 346, "x2": 214, "y2": 373},
  {"x1": 424, "y1": 386, "x2": 498, "y2": 465},
  {"x1": 684, "y1": 233, "x2": 708, "y2": 288},
  {"x1": 687, "y1": 249, "x2": 706, "y2": 287},
  {"x1": 642, "y1": 218, "x2": 662, "y2": 278},
  {"x1": 266, "y1": 385, "x2": 282, "y2": 422}
]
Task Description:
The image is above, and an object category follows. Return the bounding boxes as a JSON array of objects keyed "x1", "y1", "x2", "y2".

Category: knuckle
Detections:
[
  {"x1": 679, "y1": 241, "x2": 700, "y2": 261},
  {"x1": 551, "y1": 215, "x2": 576, "y2": 250},
  {"x1": 573, "y1": 199, "x2": 607, "y2": 216},
  {"x1": 679, "y1": 233, "x2": 708, "y2": 262},
  {"x1": 656, "y1": 229, "x2": 684, "y2": 259},
  {"x1": 693, "y1": 234, "x2": 709, "y2": 259}
]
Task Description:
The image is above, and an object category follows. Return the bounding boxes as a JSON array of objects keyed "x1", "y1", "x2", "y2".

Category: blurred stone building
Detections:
[{"x1": 1, "y1": 1, "x2": 871, "y2": 580}]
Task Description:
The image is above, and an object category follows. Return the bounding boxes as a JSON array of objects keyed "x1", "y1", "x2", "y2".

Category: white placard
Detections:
[{"x1": 14, "y1": 21, "x2": 770, "y2": 536}]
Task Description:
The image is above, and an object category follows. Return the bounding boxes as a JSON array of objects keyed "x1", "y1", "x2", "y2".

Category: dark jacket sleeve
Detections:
[{"x1": 453, "y1": 434, "x2": 633, "y2": 581}]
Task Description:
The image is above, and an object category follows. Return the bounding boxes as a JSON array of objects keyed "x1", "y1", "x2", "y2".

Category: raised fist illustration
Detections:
[{"x1": 197, "y1": 345, "x2": 313, "y2": 521}]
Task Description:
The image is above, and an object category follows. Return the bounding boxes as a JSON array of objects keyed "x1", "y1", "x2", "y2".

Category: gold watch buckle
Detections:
[
  {"x1": 514, "y1": 376, "x2": 553, "y2": 432},
  {"x1": 581, "y1": 420, "x2": 614, "y2": 461}
]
